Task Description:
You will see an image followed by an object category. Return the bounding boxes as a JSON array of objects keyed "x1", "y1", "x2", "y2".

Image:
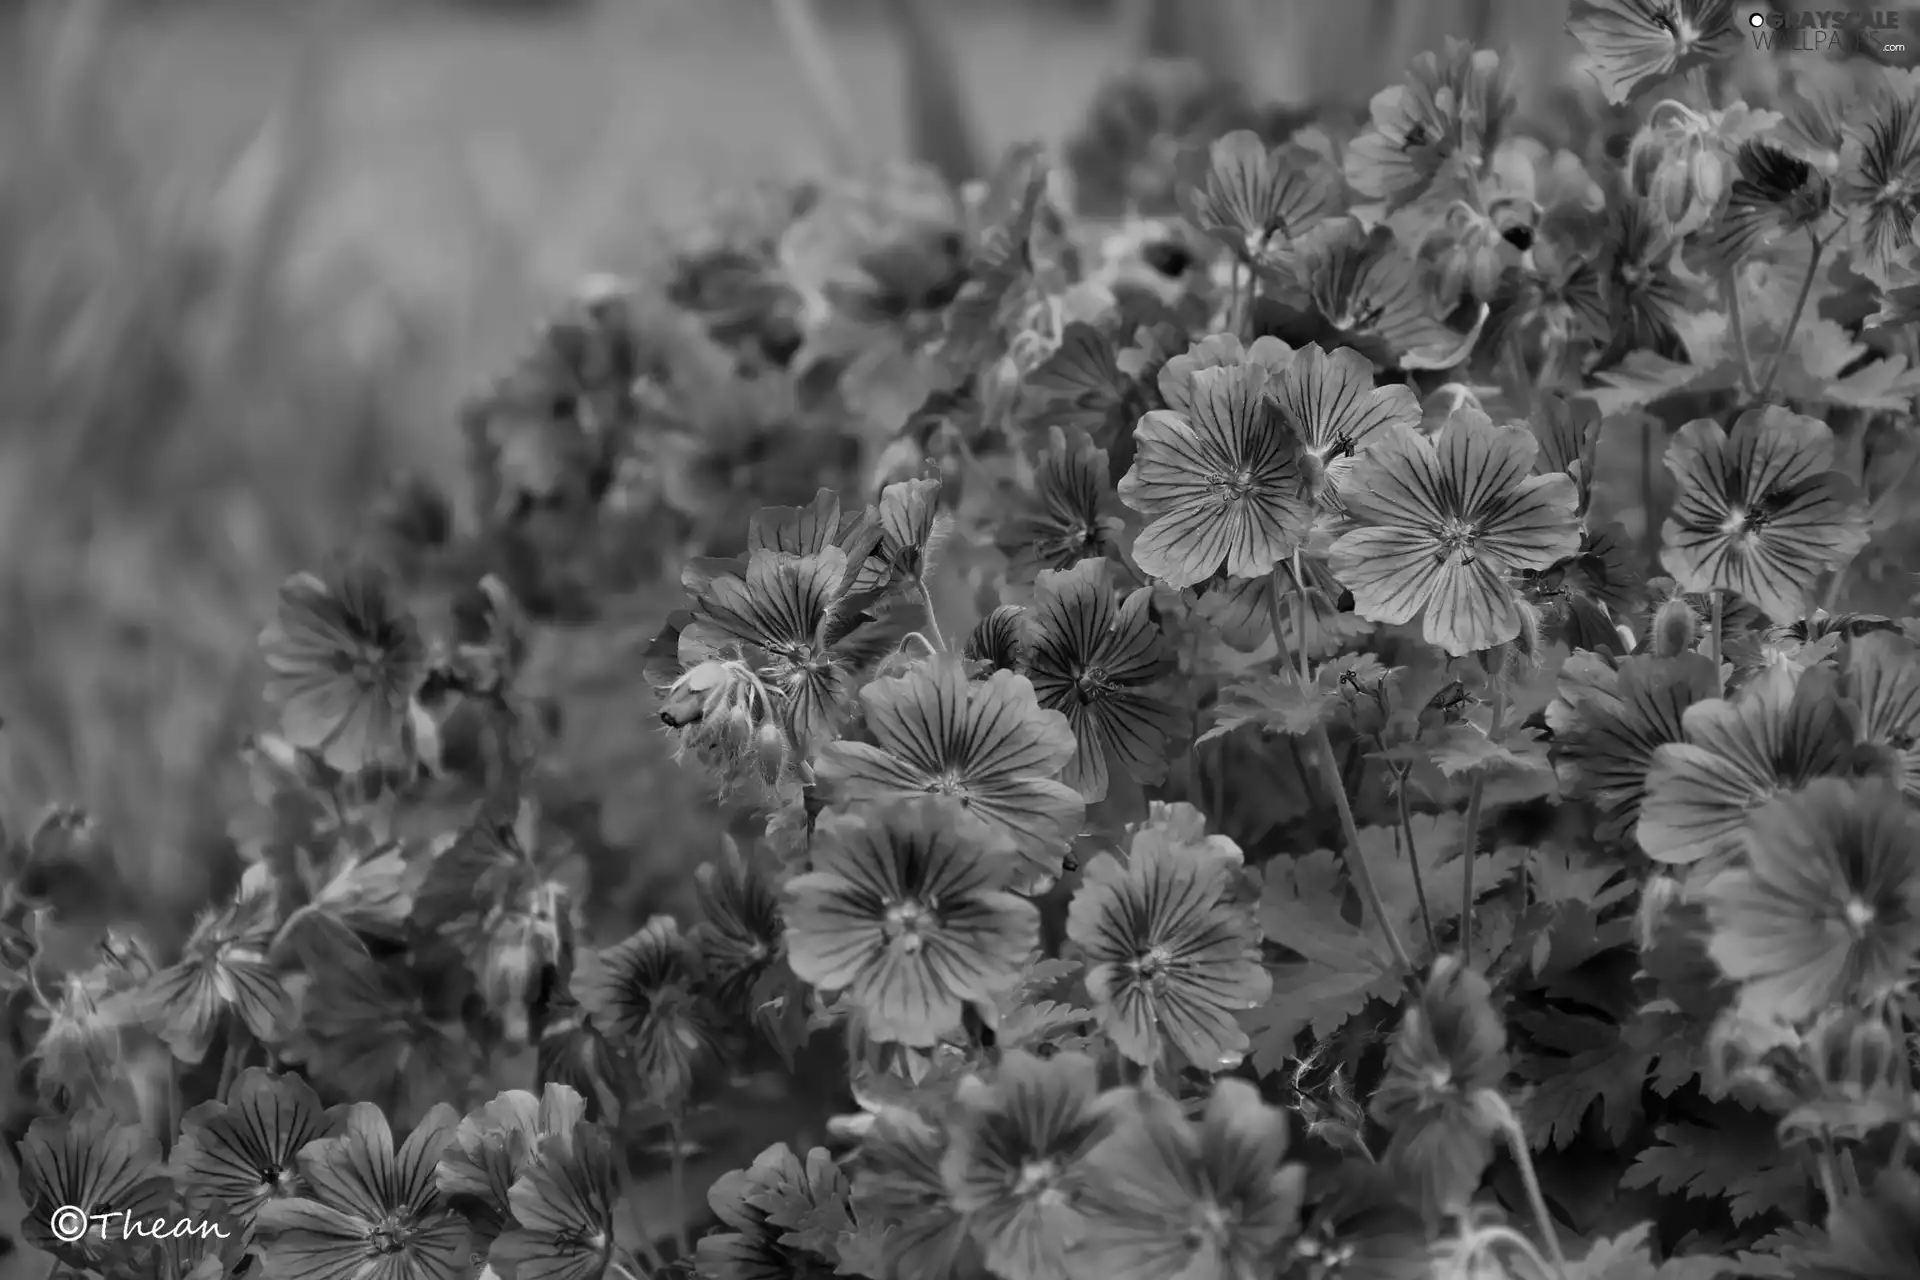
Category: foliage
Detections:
[{"x1": 15, "y1": 17, "x2": 1920, "y2": 1280}]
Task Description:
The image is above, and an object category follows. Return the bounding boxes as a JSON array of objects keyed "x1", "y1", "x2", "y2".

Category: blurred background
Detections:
[{"x1": 0, "y1": 0, "x2": 1579, "y2": 953}]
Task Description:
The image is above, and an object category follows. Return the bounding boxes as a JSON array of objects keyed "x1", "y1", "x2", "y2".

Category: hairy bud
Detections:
[{"x1": 1650, "y1": 595, "x2": 1699, "y2": 658}]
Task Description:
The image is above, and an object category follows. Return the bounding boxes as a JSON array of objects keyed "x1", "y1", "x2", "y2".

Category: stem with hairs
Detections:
[
  {"x1": 1496, "y1": 1100, "x2": 1570, "y2": 1278},
  {"x1": 1275, "y1": 569, "x2": 1416, "y2": 986},
  {"x1": 1394, "y1": 768, "x2": 1439, "y2": 957},
  {"x1": 1458, "y1": 680, "x2": 1506, "y2": 968},
  {"x1": 1708, "y1": 588, "x2": 1724, "y2": 694},
  {"x1": 1756, "y1": 225, "x2": 1829, "y2": 403}
]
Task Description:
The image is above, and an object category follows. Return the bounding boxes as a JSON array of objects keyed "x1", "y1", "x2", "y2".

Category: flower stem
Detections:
[
  {"x1": 1394, "y1": 770, "x2": 1439, "y2": 957},
  {"x1": 1756, "y1": 225, "x2": 1827, "y2": 403},
  {"x1": 1291, "y1": 550, "x2": 1311, "y2": 683},
  {"x1": 1723, "y1": 267, "x2": 1757, "y2": 398},
  {"x1": 615, "y1": 1128, "x2": 669, "y2": 1274},
  {"x1": 1498, "y1": 1103, "x2": 1569, "y2": 1279},
  {"x1": 669, "y1": 1116, "x2": 692, "y2": 1260},
  {"x1": 1268, "y1": 570, "x2": 1414, "y2": 984},
  {"x1": 917, "y1": 577, "x2": 947, "y2": 652},
  {"x1": 216, "y1": 1022, "x2": 249, "y2": 1102},
  {"x1": 1708, "y1": 589, "x2": 1724, "y2": 695},
  {"x1": 1459, "y1": 681, "x2": 1506, "y2": 967}
]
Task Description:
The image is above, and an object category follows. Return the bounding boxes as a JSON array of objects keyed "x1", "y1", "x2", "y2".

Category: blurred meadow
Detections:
[{"x1": 0, "y1": 0, "x2": 1578, "y2": 954}]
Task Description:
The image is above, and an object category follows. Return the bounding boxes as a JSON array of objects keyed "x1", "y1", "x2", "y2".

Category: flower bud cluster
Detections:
[{"x1": 658, "y1": 658, "x2": 793, "y2": 794}]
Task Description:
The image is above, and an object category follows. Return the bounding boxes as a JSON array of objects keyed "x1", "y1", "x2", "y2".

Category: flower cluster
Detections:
[{"x1": 15, "y1": 19, "x2": 1920, "y2": 1280}]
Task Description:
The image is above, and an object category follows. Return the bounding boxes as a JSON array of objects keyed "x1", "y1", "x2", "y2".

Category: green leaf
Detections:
[
  {"x1": 1199, "y1": 669, "x2": 1332, "y2": 744},
  {"x1": 1565, "y1": 1223, "x2": 1740, "y2": 1280},
  {"x1": 1621, "y1": 1122, "x2": 1812, "y2": 1225}
]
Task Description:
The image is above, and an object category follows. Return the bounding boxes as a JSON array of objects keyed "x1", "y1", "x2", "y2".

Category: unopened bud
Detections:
[
  {"x1": 1651, "y1": 596, "x2": 1699, "y2": 658},
  {"x1": 658, "y1": 659, "x2": 737, "y2": 728},
  {"x1": 1805, "y1": 1008, "x2": 1903, "y2": 1100},
  {"x1": 752, "y1": 721, "x2": 791, "y2": 786}
]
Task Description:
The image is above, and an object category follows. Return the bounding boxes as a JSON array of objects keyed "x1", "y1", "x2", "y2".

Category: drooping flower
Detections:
[
  {"x1": 437, "y1": 1084, "x2": 591, "y2": 1249},
  {"x1": 259, "y1": 557, "x2": 427, "y2": 773},
  {"x1": 173, "y1": 1068, "x2": 338, "y2": 1221},
  {"x1": 1268, "y1": 343, "x2": 1422, "y2": 506},
  {"x1": 1843, "y1": 631, "x2": 1920, "y2": 801},
  {"x1": 1546, "y1": 651, "x2": 1720, "y2": 845},
  {"x1": 853, "y1": 1110, "x2": 983, "y2": 1280},
  {"x1": 136, "y1": 891, "x2": 295, "y2": 1065},
  {"x1": 1838, "y1": 88, "x2": 1920, "y2": 279},
  {"x1": 19, "y1": 1111, "x2": 174, "y2": 1271},
  {"x1": 572, "y1": 916, "x2": 719, "y2": 1110},
  {"x1": 942, "y1": 1051, "x2": 1110, "y2": 1280},
  {"x1": 1117, "y1": 361, "x2": 1313, "y2": 589},
  {"x1": 1065, "y1": 822, "x2": 1268, "y2": 1069},
  {"x1": 1659, "y1": 407, "x2": 1868, "y2": 625},
  {"x1": 1075, "y1": 1081, "x2": 1306, "y2": 1280},
  {"x1": 1026, "y1": 558, "x2": 1186, "y2": 802},
  {"x1": 255, "y1": 1102, "x2": 470, "y2": 1280},
  {"x1": 491, "y1": 1125, "x2": 619, "y2": 1280},
  {"x1": 1703, "y1": 779, "x2": 1920, "y2": 1024},
  {"x1": 1287, "y1": 1162, "x2": 1430, "y2": 1280},
  {"x1": 1637, "y1": 664, "x2": 1857, "y2": 866},
  {"x1": 1566, "y1": 0, "x2": 1741, "y2": 106},
  {"x1": 1344, "y1": 40, "x2": 1513, "y2": 211},
  {"x1": 998, "y1": 427, "x2": 1125, "y2": 584},
  {"x1": 1328, "y1": 414, "x2": 1582, "y2": 657},
  {"x1": 816, "y1": 659, "x2": 1084, "y2": 875},
  {"x1": 1177, "y1": 130, "x2": 1337, "y2": 262},
  {"x1": 1702, "y1": 140, "x2": 1833, "y2": 268},
  {"x1": 1369, "y1": 957, "x2": 1510, "y2": 1221},
  {"x1": 849, "y1": 478, "x2": 947, "y2": 596},
  {"x1": 785, "y1": 799, "x2": 1040, "y2": 1047}
]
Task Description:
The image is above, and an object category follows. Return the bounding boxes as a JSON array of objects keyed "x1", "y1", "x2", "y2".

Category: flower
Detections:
[
  {"x1": 1546, "y1": 651, "x2": 1720, "y2": 845},
  {"x1": 259, "y1": 557, "x2": 427, "y2": 773},
  {"x1": 1600, "y1": 195, "x2": 1687, "y2": 360},
  {"x1": 1838, "y1": 87, "x2": 1920, "y2": 278},
  {"x1": 173, "y1": 1067, "x2": 337, "y2": 1220},
  {"x1": 436, "y1": 1084, "x2": 590, "y2": 1248},
  {"x1": 1118, "y1": 361, "x2": 1314, "y2": 589},
  {"x1": 491, "y1": 1125, "x2": 619, "y2": 1280},
  {"x1": 1177, "y1": 130, "x2": 1336, "y2": 261},
  {"x1": 1065, "y1": 821, "x2": 1269, "y2": 1069},
  {"x1": 1703, "y1": 779, "x2": 1920, "y2": 1024},
  {"x1": 816, "y1": 659, "x2": 1085, "y2": 875},
  {"x1": 1075, "y1": 1081, "x2": 1306, "y2": 1280},
  {"x1": 19, "y1": 1110, "x2": 174, "y2": 1271},
  {"x1": 1369, "y1": 957, "x2": 1510, "y2": 1221},
  {"x1": 136, "y1": 891, "x2": 295, "y2": 1065},
  {"x1": 1344, "y1": 40, "x2": 1513, "y2": 210},
  {"x1": 1287, "y1": 1162, "x2": 1430, "y2": 1280},
  {"x1": 1703, "y1": 140, "x2": 1832, "y2": 267},
  {"x1": 1286, "y1": 219, "x2": 1475, "y2": 370},
  {"x1": 1566, "y1": 0, "x2": 1741, "y2": 106},
  {"x1": 1659, "y1": 407, "x2": 1868, "y2": 626},
  {"x1": 1844, "y1": 631, "x2": 1920, "y2": 801},
  {"x1": 1156, "y1": 333, "x2": 1296, "y2": 417},
  {"x1": 785, "y1": 799, "x2": 1040, "y2": 1047},
  {"x1": 1637, "y1": 664, "x2": 1857, "y2": 866},
  {"x1": 965, "y1": 605, "x2": 1032, "y2": 676},
  {"x1": 1798, "y1": 1170, "x2": 1920, "y2": 1280},
  {"x1": 853, "y1": 1110, "x2": 982, "y2": 1280},
  {"x1": 998, "y1": 427, "x2": 1125, "y2": 583},
  {"x1": 1026, "y1": 558, "x2": 1187, "y2": 802},
  {"x1": 572, "y1": 916, "x2": 719, "y2": 1110},
  {"x1": 1328, "y1": 414, "x2": 1582, "y2": 657},
  {"x1": 1268, "y1": 344, "x2": 1423, "y2": 506},
  {"x1": 850, "y1": 478, "x2": 946, "y2": 596},
  {"x1": 942, "y1": 1051, "x2": 1110, "y2": 1280},
  {"x1": 693, "y1": 847, "x2": 788, "y2": 1016},
  {"x1": 256, "y1": 1102, "x2": 470, "y2": 1280}
]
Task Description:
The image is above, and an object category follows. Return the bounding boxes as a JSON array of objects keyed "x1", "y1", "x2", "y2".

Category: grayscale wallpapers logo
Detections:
[{"x1": 1747, "y1": 9, "x2": 1906, "y2": 53}]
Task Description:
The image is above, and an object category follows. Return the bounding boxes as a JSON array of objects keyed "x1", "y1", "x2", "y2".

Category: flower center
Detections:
[
  {"x1": 1133, "y1": 943, "x2": 1177, "y2": 991},
  {"x1": 1843, "y1": 897, "x2": 1877, "y2": 936},
  {"x1": 1073, "y1": 665, "x2": 1114, "y2": 705},
  {"x1": 926, "y1": 771, "x2": 970, "y2": 799},
  {"x1": 1180, "y1": 1200, "x2": 1234, "y2": 1253},
  {"x1": 1014, "y1": 1157, "x2": 1063, "y2": 1200},
  {"x1": 368, "y1": 1218, "x2": 408, "y2": 1255},
  {"x1": 883, "y1": 900, "x2": 934, "y2": 955},
  {"x1": 1436, "y1": 518, "x2": 1481, "y2": 563},
  {"x1": 1210, "y1": 467, "x2": 1258, "y2": 504}
]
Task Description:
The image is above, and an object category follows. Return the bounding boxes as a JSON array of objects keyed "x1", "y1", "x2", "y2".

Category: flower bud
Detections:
[
  {"x1": 1650, "y1": 595, "x2": 1699, "y2": 658},
  {"x1": 1804, "y1": 1008, "x2": 1904, "y2": 1102},
  {"x1": 752, "y1": 721, "x2": 791, "y2": 787}
]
